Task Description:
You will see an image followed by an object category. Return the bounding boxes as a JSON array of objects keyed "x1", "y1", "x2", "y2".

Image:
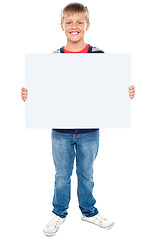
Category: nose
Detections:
[{"x1": 71, "y1": 22, "x2": 78, "y2": 28}]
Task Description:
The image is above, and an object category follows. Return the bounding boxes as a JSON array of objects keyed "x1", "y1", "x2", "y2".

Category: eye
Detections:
[
  {"x1": 78, "y1": 22, "x2": 83, "y2": 24},
  {"x1": 66, "y1": 22, "x2": 71, "y2": 24}
]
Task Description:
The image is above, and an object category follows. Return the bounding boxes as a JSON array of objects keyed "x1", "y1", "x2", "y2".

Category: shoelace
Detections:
[
  {"x1": 94, "y1": 213, "x2": 107, "y2": 223},
  {"x1": 46, "y1": 217, "x2": 61, "y2": 227}
]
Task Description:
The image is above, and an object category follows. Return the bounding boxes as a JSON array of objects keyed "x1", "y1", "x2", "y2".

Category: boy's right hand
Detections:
[{"x1": 21, "y1": 87, "x2": 28, "y2": 101}]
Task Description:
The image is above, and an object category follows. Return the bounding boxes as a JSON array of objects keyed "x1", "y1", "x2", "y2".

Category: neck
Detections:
[{"x1": 65, "y1": 39, "x2": 86, "y2": 52}]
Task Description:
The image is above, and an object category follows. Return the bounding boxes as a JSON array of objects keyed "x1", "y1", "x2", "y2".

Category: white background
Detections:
[{"x1": 0, "y1": 0, "x2": 160, "y2": 240}]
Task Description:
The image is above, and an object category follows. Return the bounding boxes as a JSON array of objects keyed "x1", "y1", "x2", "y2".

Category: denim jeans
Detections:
[{"x1": 51, "y1": 129, "x2": 99, "y2": 218}]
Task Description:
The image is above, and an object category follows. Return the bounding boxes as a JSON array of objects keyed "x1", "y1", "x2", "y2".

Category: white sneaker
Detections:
[
  {"x1": 43, "y1": 213, "x2": 66, "y2": 236},
  {"x1": 81, "y1": 213, "x2": 114, "y2": 229}
]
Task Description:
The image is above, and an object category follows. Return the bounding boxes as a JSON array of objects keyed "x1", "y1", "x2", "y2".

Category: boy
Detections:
[{"x1": 21, "y1": 2, "x2": 135, "y2": 237}]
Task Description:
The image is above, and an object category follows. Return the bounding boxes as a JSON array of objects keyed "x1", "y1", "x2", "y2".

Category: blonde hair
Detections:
[{"x1": 61, "y1": 2, "x2": 89, "y2": 24}]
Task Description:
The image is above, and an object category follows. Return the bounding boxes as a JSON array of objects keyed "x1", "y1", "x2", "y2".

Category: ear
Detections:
[
  {"x1": 85, "y1": 22, "x2": 90, "y2": 31},
  {"x1": 60, "y1": 23, "x2": 64, "y2": 31}
]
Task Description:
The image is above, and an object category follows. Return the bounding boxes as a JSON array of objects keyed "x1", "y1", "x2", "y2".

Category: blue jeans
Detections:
[{"x1": 51, "y1": 129, "x2": 99, "y2": 218}]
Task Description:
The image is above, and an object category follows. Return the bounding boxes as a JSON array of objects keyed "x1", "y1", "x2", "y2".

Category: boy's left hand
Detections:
[{"x1": 128, "y1": 85, "x2": 135, "y2": 99}]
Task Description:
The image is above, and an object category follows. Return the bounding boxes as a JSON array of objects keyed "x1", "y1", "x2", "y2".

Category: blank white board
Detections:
[{"x1": 25, "y1": 54, "x2": 131, "y2": 128}]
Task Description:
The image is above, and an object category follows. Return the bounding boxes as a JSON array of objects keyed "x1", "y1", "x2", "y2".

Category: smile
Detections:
[{"x1": 70, "y1": 32, "x2": 79, "y2": 35}]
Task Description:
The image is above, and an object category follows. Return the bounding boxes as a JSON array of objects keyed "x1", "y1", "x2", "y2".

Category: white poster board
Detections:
[{"x1": 25, "y1": 54, "x2": 131, "y2": 128}]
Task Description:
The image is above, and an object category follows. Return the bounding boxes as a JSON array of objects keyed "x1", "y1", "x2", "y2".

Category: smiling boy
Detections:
[
  {"x1": 21, "y1": 2, "x2": 135, "y2": 237},
  {"x1": 60, "y1": 8, "x2": 90, "y2": 51}
]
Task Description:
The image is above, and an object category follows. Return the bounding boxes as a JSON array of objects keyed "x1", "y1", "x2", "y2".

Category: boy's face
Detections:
[{"x1": 61, "y1": 12, "x2": 90, "y2": 43}]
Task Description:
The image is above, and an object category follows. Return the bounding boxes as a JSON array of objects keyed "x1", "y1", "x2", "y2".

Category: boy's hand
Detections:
[
  {"x1": 128, "y1": 85, "x2": 135, "y2": 99},
  {"x1": 21, "y1": 87, "x2": 28, "y2": 102}
]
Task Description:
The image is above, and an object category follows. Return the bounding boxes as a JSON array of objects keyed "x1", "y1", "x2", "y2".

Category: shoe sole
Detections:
[
  {"x1": 43, "y1": 230, "x2": 57, "y2": 237},
  {"x1": 81, "y1": 218, "x2": 114, "y2": 230}
]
